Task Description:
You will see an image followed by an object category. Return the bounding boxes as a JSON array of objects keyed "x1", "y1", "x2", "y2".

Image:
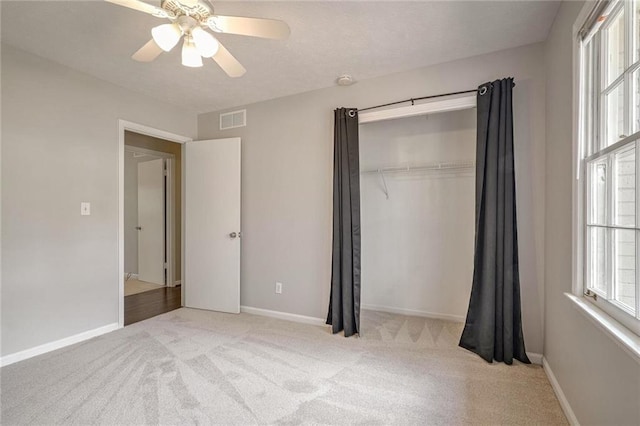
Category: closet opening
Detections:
[{"x1": 358, "y1": 100, "x2": 476, "y2": 342}]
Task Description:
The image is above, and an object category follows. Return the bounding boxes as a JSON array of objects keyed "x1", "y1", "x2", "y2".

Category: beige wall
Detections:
[
  {"x1": 125, "y1": 131, "x2": 183, "y2": 284},
  {"x1": 198, "y1": 42, "x2": 547, "y2": 355},
  {"x1": 543, "y1": 1, "x2": 640, "y2": 423},
  {"x1": 1, "y1": 44, "x2": 196, "y2": 357}
]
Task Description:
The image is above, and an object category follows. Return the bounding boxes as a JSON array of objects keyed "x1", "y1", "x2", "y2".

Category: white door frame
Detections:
[
  {"x1": 118, "y1": 120, "x2": 192, "y2": 328},
  {"x1": 125, "y1": 146, "x2": 175, "y2": 287}
]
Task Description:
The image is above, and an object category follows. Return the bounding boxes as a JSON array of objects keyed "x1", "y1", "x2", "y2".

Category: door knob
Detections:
[
  {"x1": 229, "y1": 232, "x2": 237, "y2": 239},
  {"x1": 136, "y1": 226, "x2": 142, "y2": 231}
]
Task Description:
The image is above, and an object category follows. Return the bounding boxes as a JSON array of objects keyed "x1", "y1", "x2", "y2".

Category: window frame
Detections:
[{"x1": 575, "y1": 0, "x2": 640, "y2": 337}]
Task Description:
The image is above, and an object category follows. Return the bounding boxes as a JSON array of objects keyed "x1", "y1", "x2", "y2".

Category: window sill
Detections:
[{"x1": 565, "y1": 293, "x2": 640, "y2": 364}]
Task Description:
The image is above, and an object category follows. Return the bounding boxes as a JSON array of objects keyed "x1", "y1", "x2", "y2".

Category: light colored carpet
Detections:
[
  {"x1": 0, "y1": 309, "x2": 567, "y2": 425},
  {"x1": 125, "y1": 279, "x2": 164, "y2": 296}
]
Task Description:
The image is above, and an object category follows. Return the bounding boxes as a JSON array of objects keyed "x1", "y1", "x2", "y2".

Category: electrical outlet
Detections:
[
  {"x1": 81, "y1": 202, "x2": 91, "y2": 216},
  {"x1": 275, "y1": 282, "x2": 283, "y2": 294}
]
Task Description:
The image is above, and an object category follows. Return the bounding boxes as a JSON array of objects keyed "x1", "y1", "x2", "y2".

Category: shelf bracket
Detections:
[{"x1": 378, "y1": 169, "x2": 389, "y2": 200}]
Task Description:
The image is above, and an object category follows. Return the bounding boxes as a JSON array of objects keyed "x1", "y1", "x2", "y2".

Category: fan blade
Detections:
[
  {"x1": 211, "y1": 43, "x2": 246, "y2": 77},
  {"x1": 132, "y1": 39, "x2": 164, "y2": 62},
  {"x1": 105, "y1": 0, "x2": 170, "y2": 18},
  {"x1": 207, "y1": 15, "x2": 290, "y2": 40}
]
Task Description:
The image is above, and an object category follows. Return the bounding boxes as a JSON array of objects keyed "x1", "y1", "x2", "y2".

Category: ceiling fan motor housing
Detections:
[{"x1": 162, "y1": 0, "x2": 212, "y2": 22}]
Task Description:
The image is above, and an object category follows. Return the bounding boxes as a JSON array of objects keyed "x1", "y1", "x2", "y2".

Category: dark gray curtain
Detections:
[
  {"x1": 326, "y1": 108, "x2": 361, "y2": 337},
  {"x1": 459, "y1": 79, "x2": 530, "y2": 365}
]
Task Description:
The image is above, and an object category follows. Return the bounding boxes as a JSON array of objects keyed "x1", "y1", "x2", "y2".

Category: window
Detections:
[{"x1": 579, "y1": 0, "x2": 640, "y2": 334}]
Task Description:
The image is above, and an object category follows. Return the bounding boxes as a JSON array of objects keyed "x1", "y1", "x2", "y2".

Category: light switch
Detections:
[{"x1": 81, "y1": 202, "x2": 91, "y2": 216}]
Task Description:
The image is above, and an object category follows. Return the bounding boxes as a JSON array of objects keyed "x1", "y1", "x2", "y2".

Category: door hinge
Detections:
[{"x1": 164, "y1": 262, "x2": 168, "y2": 269}]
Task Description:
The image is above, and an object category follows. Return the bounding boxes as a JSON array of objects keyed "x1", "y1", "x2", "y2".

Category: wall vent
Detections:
[{"x1": 220, "y1": 109, "x2": 246, "y2": 130}]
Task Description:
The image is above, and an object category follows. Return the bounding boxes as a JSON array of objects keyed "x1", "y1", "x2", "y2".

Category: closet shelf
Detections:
[
  {"x1": 360, "y1": 160, "x2": 475, "y2": 175},
  {"x1": 360, "y1": 161, "x2": 474, "y2": 200}
]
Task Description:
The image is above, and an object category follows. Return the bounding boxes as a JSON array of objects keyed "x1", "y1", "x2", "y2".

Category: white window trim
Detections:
[{"x1": 571, "y1": 1, "x2": 640, "y2": 362}]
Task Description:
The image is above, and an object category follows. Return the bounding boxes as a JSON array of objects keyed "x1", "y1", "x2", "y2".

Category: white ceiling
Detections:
[{"x1": 1, "y1": 1, "x2": 561, "y2": 113}]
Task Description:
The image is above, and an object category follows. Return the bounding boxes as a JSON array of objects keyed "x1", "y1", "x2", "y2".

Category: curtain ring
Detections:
[
  {"x1": 479, "y1": 86, "x2": 488, "y2": 96},
  {"x1": 348, "y1": 109, "x2": 356, "y2": 118}
]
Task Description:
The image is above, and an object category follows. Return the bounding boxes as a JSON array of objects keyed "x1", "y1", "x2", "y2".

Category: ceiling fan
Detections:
[{"x1": 106, "y1": 0, "x2": 290, "y2": 77}]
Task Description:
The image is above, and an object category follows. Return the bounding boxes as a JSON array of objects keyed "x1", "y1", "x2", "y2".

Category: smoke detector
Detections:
[{"x1": 337, "y1": 75, "x2": 355, "y2": 86}]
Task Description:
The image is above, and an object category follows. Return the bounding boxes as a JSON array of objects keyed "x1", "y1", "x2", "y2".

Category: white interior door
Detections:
[
  {"x1": 138, "y1": 158, "x2": 165, "y2": 285},
  {"x1": 185, "y1": 138, "x2": 241, "y2": 313}
]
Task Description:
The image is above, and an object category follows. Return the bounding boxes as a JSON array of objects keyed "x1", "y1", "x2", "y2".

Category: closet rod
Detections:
[
  {"x1": 360, "y1": 161, "x2": 475, "y2": 175},
  {"x1": 359, "y1": 89, "x2": 478, "y2": 112}
]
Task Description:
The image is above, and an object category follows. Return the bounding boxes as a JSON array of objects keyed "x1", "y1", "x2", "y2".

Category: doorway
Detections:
[
  {"x1": 123, "y1": 131, "x2": 183, "y2": 325},
  {"x1": 118, "y1": 121, "x2": 243, "y2": 328}
]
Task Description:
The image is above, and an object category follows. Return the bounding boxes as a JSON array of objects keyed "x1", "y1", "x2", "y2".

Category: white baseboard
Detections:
[
  {"x1": 174, "y1": 280, "x2": 181, "y2": 285},
  {"x1": 361, "y1": 303, "x2": 465, "y2": 323},
  {"x1": 0, "y1": 323, "x2": 119, "y2": 368},
  {"x1": 543, "y1": 357, "x2": 579, "y2": 425},
  {"x1": 527, "y1": 352, "x2": 543, "y2": 365},
  {"x1": 240, "y1": 306, "x2": 327, "y2": 327},
  {"x1": 124, "y1": 273, "x2": 138, "y2": 280}
]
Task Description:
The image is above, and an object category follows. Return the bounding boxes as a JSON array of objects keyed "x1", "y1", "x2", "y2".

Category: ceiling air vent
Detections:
[{"x1": 220, "y1": 109, "x2": 246, "y2": 130}]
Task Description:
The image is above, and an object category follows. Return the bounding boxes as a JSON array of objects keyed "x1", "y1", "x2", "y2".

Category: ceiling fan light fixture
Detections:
[
  {"x1": 182, "y1": 37, "x2": 203, "y2": 68},
  {"x1": 151, "y1": 23, "x2": 182, "y2": 52},
  {"x1": 106, "y1": 0, "x2": 290, "y2": 77},
  {"x1": 192, "y1": 26, "x2": 219, "y2": 58}
]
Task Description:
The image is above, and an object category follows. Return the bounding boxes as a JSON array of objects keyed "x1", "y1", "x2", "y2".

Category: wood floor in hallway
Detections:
[{"x1": 124, "y1": 286, "x2": 181, "y2": 326}]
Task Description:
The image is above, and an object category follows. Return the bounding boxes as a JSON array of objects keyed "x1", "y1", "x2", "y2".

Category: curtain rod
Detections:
[{"x1": 359, "y1": 89, "x2": 478, "y2": 112}]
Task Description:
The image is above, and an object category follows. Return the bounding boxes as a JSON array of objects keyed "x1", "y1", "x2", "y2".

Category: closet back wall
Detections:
[{"x1": 360, "y1": 110, "x2": 476, "y2": 320}]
